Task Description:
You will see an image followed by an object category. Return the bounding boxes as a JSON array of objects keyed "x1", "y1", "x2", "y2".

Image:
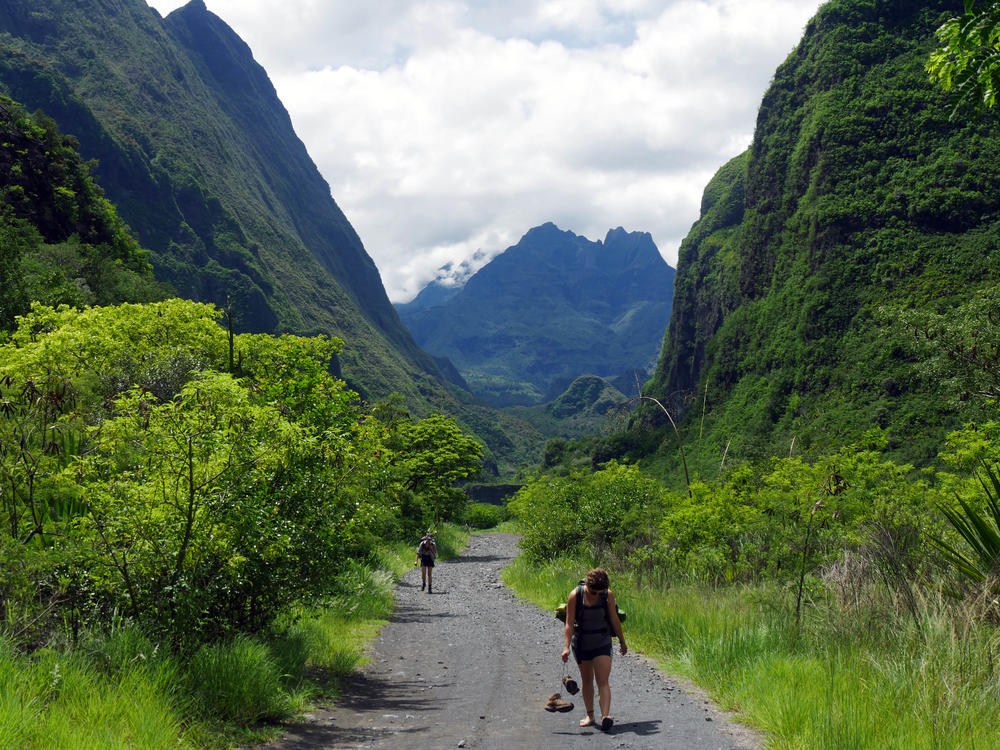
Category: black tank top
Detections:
[{"x1": 574, "y1": 586, "x2": 612, "y2": 652}]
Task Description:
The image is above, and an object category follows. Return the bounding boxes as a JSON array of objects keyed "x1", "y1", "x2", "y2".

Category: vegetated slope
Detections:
[
  {"x1": 0, "y1": 94, "x2": 166, "y2": 327},
  {"x1": 0, "y1": 0, "x2": 445, "y2": 400},
  {"x1": 0, "y1": 0, "x2": 545, "y2": 472},
  {"x1": 398, "y1": 222, "x2": 676, "y2": 407},
  {"x1": 643, "y1": 0, "x2": 1000, "y2": 473},
  {"x1": 504, "y1": 374, "x2": 629, "y2": 440}
]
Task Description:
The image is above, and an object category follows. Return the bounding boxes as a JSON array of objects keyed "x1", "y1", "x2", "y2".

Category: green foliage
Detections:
[
  {"x1": 513, "y1": 435, "x2": 939, "y2": 586},
  {"x1": 509, "y1": 462, "x2": 666, "y2": 562},
  {"x1": 0, "y1": 96, "x2": 165, "y2": 320},
  {"x1": 927, "y1": 422, "x2": 1000, "y2": 593},
  {"x1": 74, "y1": 374, "x2": 305, "y2": 644},
  {"x1": 460, "y1": 502, "x2": 508, "y2": 530},
  {"x1": 0, "y1": 299, "x2": 488, "y2": 661},
  {"x1": 928, "y1": 0, "x2": 1000, "y2": 116},
  {"x1": 1, "y1": 299, "x2": 228, "y2": 411},
  {"x1": 387, "y1": 414, "x2": 484, "y2": 526},
  {"x1": 651, "y1": 438, "x2": 936, "y2": 583},
  {"x1": 932, "y1": 462, "x2": 1000, "y2": 586},
  {"x1": 642, "y1": 1, "x2": 1000, "y2": 478},
  {"x1": 885, "y1": 286, "x2": 1000, "y2": 404}
]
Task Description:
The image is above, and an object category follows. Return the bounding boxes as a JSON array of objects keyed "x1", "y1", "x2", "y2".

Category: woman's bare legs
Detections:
[
  {"x1": 592, "y1": 655, "x2": 613, "y2": 721},
  {"x1": 578, "y1": 660, "x2": 596, "y2": 726}
]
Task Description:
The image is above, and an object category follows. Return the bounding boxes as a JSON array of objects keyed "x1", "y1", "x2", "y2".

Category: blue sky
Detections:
[{"x1": 148, "y1": 0, "x2": 826, "y2": 301}]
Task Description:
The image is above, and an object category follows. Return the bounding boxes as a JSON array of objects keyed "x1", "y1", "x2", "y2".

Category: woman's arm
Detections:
[
  {"x1": 561, "y1": 589, "x2": 577, "y2": 662},
  {"x1": 607, "y1": 590, "x2": 628, "y2": 655}
]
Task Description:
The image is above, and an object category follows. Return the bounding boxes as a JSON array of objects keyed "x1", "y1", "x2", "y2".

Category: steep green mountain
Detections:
[
  {"x1": 505, "y1": 374, "x2": 629, "y2": 440},
  {"x1": 642, "y1": 0, "x2": 1000, "y2": 475},
  {"x1": 0, "y1": 0, "x2": 545, "y2": 473},
  {"x1": 0, "y1": 94, "x2": 166, "y2": 326},
  {"x1": 0, "y1": 0, "x2": 445, "y2": 399},
  {"x1": 397, "y1": 223, "x2": 675, "y2": 407}
]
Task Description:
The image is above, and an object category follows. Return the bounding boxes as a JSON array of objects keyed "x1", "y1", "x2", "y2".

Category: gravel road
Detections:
[{"x1": 258, "y1": 532, "x2": 762, "y2": 750}]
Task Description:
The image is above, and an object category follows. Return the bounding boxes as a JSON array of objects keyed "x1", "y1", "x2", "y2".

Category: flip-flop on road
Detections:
[{"x1": 253, "y1": 532, "x2": 762, "y2": 750}]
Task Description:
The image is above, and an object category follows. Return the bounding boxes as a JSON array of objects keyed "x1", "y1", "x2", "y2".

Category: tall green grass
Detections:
[
  {"x1": 0, "y1": 525, "x2": 471, "y2": 749},
  {"x1": 503, "y1": 556, "x2": 1000, "y2": 749},
  {"x1": 0, "y1": 630, "x2": 194, "y2": 750}
]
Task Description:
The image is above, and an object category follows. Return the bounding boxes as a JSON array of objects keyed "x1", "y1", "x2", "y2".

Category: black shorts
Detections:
[
  {"x1": 420, "y1": 554, "x2": 435, "y2": 568},
  {"x1": 572, "y1": 641, "x2": 612, "y2": 664}
]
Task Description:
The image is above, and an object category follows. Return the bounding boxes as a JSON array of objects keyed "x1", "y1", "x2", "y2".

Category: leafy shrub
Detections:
[
  {"x1": 0, "y1": 300, "x2": 484, "y2": 660},
  {"x1": 509, "y1": 461, "x2": 667, "y2": 561},
  {"x1": 512, "y1": 436, "x2": 939, "y2": 585},
  {"x1": 461, "y1": 502, "x2": 507, "y2": 529}
]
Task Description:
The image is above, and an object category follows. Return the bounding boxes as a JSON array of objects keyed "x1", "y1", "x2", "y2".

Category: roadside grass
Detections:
[
  {"x1": 0, "y1": 525, "x2": 472, "y2": 750},
  {"x1": 0, "y1": 629, "x2": 197, "y2": 750},
  {"x1": 503, "y1": 555, "x2": 1000, "y2": 749}
]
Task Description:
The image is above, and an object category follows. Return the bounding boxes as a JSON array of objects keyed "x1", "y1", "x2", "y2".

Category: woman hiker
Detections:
[
  {"x1": 560, "y1": 567, "x2": 627, "y2": 731},
  {"x1": 415, "y1": 532, "x2": 437, "y2": 593}
]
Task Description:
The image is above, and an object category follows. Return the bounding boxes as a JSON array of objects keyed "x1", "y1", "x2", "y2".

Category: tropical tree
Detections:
[
  {"x1": 928, "y1": 0, "x2": 1000, "y2": 116},
  {"x1": 388, "y1": 414, "x2": 483, "y2": 525}
]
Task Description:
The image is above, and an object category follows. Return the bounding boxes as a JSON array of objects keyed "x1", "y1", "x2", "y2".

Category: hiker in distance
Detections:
[
  {"x1": 560, "y1": 567, "x2": 627, "y2": 731},
  {"x1": 415, "y1": 531, "x2": 437, "y2": 593}
]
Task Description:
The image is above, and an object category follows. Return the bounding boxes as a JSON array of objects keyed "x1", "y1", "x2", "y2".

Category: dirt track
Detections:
[{"x1": 257, "y1": 532, "x2": 762, "y2": 749}]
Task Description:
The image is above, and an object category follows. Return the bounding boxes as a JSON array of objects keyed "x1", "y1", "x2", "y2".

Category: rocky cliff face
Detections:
[
  {"x1": 398, "y1": 222, "x2": 675, "y2": 406},
  {"x1": 645, "y1": 0, "x2": 1000, "y2": 465}
]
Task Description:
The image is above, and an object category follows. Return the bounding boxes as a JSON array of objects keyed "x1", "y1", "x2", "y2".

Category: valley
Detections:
[{"x1": 4, "y1": 0, "x2": 1000, "y2": 748}]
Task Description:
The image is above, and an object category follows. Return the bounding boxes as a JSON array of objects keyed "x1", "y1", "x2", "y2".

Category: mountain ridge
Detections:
[
  {"x1": 0, "y1": 0, "x2": 444, "y2": 396},
  {"x1": 640, "y1": 0, "x2": 1000, "y2": 474},
  {"x1": 0, "y1": 0, "x2": 547, "y2": 473},
  {"x1": 397, "y1": 222, "x2": 675, "y2": 406}
]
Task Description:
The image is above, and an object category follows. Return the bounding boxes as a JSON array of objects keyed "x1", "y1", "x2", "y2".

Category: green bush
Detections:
[
  {"x1": 461, "y1": 502, "x2": 507, "y2": 529},
  {"x1": 186, "y1": 636, "x2": 300, "y2": 725},
  {"x1": 0, "y1": 301, "x2": 487, "y2": 651},
  {"x1": 511, "y1": 436, "x2": 939, "y2": 584},
  {"x1": 509, "y1": 461, "x2": 667, "y2": 561}
]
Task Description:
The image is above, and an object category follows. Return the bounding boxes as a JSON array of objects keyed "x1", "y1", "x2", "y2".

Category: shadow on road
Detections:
[
  {"x1": 266, "y1": 722, "x2": 431, "y2": 750},
  {"x1": 607, "y1": 718, "x2": 663, "y2": 736},
  {"x1": 449, "y1": 554, "x2": 511, "y2": 563},
  {"x1": 551, "y1": 718, "x2": 662, "y2": 739},
  {"x1": 390, "y1": 604, "x2": 459, "y2": 623},
  {"x1": 336, "y1": 672, "x2": 441, "y2": 713},
  {"x1": 261, "y1": 672, "x2": 442, "y2": 749}
]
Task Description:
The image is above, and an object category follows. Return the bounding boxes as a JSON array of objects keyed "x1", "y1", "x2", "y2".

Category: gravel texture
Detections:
[{"x1": 257, "y1": 532, "x2": 762, "y2": 750}]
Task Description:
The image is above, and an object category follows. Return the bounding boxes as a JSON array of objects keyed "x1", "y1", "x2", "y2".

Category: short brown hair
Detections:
[{"x1": 585, "y1": 568, "x2": 609, "y2": 591}]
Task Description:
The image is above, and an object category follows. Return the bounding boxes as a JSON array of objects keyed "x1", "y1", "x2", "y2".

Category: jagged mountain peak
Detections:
[{"x1": 396, "y1": 222, "x2": 675, "y2": 407}]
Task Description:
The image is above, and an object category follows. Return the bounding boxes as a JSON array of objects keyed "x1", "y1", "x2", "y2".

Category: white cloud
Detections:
[{"x1": 147, "y1": 0, "x2": 825, "y2": 301}]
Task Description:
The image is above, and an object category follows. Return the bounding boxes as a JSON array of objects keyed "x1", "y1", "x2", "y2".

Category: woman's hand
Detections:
[
  {"x1": 619, "y1": 641, "x2": 628, "y2": 656},
  {"x1": 561, "y1": 647, "x2": 570, "y2": 663}
]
